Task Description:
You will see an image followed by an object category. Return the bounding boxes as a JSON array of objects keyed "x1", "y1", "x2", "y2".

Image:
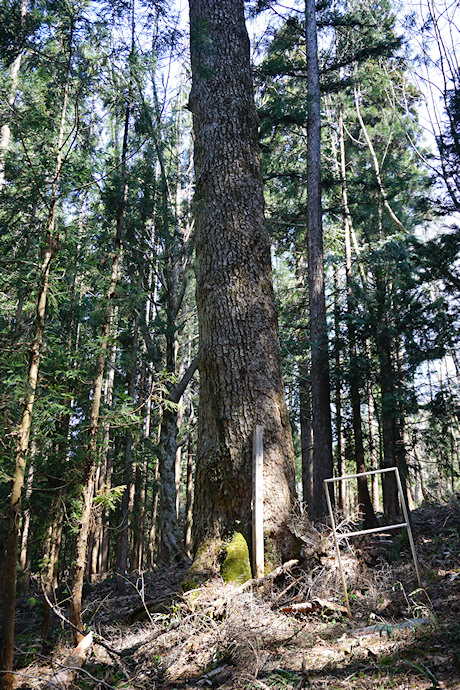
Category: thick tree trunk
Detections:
[
  {"x1": 189, "y1": 0, "x2": 297, "y2": 564},
  {"x1": 305, "y1": 0, "x2": 334, "y2": 520}
]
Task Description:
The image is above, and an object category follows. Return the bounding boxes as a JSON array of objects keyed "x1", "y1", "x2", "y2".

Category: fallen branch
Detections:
[
  {"x1": 43, "y1": 632, "x2": 93, "y2": 689},
  {"x1": 280, "y1": 597, "x2": 348, "y2": 616},
  {"x1": 234, "y1": 559, "x2": 299, "y2": 594},
  {"x1": 187, "y1": 559, "x2": 300, "y2": 619},
  {"x1": 41, "y1": 585, "x2": 121, "y2": 656}
]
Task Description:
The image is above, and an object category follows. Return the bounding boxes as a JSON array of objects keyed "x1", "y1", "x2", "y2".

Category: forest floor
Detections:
[{"x1": 12, "y1": 498, "x2": 460, "y2": 689}]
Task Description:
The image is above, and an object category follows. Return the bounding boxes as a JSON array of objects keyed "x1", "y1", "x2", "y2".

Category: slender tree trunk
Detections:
[
  {"x1": 305, "y1": 0, "x2": 334, "y2": 520},
  {"x1": 332, "y1": 268, "x2": 346, "y2": 513},
  {"x1": 337, "y1": 106, "x2": 377, "y2": 528},
  {"x1": 131, "y1": 350, "x2": 153, "y2": 572},
  {"x1": 19, "y1": 457, "x2": 34, "y2": 585},
  {"x1": 158, "y1": 358, "x2": 198, "y2": 563},
  {"x1": 147, "y1": 80, "x2": 195, "y2": 564},
  {"x1": 175, "y1": 360, "x2": 186, "y2": 518},
  {"x1": 353, "y1": 80, "x2": 405, "y2": 233},
  {"x1": 97, "y1": 317, "x2": 118, "y2": 578},
  {"x1": 366, "y1": 346, "x2": 380, "y2": 511},
  {"x1": 146, "y1": 459, "x2": 160, "y2": 569},
  {"x1": 395, "y1": 340, "x2": 411, "y2": 520},
  {"x1": 300, "y1": 369, "x2": 314, "y2": 509},
  {"x1": 89, "y1": 463, "x2": 104, "y2": 582},
  {"x1": 189, "y1": 0, "x2": 297, "y2": 564},
  {"x1": 70, "y1": 101, "x2": 129, "y2": 644},
  {"x1": 158, "y1": 407, "x2": 184, "y2": 562},
  {"x1": 0, "y1": 37, "x2": 72, "y2": 682},
  {"x1": 377, "y1": 316, "x2": 400, "y2": 520},
  {"x1": 294, "y1": 254, "x2": 314, "y2": 511},
  {"x1": 117, "y1": 444, "x2": 136, "y2": 592},
  {"x1": 0, "y1": 232, "x2": 56, "y2": 689},
  {"x1": 117, "y1": 314, "x2": 139, "y2": 593},
  {"x1": 184, "y1": 434, "x2": 194, "y2": 556},
  {"x1": 41, "y1": 493, "x2": 63, "y2": 648},
  {"x1": 99, "y1": 451, "x2": 114, "y2": 577},
  {"x1": 131, "y1": 461, "x2": 146, "y2": 571}
]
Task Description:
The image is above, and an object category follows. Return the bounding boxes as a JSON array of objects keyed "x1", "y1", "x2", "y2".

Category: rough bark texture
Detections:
[
  {"x1": 189, "y1": 0, "x2": 297, "y2": 564},
  {"x1": 305, "y1": 0, "x2": 334, "y2": 520}
]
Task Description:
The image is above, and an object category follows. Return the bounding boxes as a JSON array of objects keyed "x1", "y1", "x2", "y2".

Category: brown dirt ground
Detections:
[{"x1": 12, "y1": 498, "x2": 460, "y2": 689}]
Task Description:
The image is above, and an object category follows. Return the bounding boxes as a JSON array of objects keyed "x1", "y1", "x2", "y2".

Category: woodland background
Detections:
[{"x1": 0, "y1": 0, "x2": 460, "y2": 686}]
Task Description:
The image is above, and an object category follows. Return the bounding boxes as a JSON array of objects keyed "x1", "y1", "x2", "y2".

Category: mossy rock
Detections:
[{"x1": 221, "y1": 532, "x2": 252, "y2": 586}]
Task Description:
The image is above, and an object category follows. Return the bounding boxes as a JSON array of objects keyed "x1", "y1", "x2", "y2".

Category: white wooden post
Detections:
[{"x1": 252, "y1": 425, "x2": 264, "y2": 578}]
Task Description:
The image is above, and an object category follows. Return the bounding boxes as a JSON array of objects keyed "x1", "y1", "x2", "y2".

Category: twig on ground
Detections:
[{"x1": 234, "y1": 560, "x2": 299, "y2": 595}]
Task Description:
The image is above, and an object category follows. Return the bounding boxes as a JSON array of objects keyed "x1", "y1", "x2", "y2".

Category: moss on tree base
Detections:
[
  {"x1": 182, "y1": 532, "x2": 252, "y2": 591},
  {"x1": 220, "y1": 532, "x2": 252, "y2": 585},
  {"x1": 182, "y1": 538, "x2": 223, "y2": 591}
]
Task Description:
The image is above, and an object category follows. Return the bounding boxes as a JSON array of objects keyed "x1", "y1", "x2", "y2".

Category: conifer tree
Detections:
[{"x1": 189, "y1": 0, "x2": 297, "y2": 567}]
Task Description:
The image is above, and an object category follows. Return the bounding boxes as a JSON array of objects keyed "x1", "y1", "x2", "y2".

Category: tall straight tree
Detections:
[
  {"x1": 69, "y1": 96, "x2": 129, "y2": 641},
  {"x1": 188, "y1": 0, "x2": 297, "y2": 565},
  {"x1": 0, "y1": 15, "x2": 75, "y2": 684},
  {"x1": 305, "y1": 0, "x2": 334, "y2": 519}
]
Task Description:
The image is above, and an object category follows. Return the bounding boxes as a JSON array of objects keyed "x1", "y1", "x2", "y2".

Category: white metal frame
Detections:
[{"x1": 324, "y1": 467, "x2": 422, "y2": 616}]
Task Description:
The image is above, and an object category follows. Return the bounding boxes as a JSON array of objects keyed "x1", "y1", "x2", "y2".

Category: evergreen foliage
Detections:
[{"x1": 0, "y1": 0, "x2": 459, "y2": 674}]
